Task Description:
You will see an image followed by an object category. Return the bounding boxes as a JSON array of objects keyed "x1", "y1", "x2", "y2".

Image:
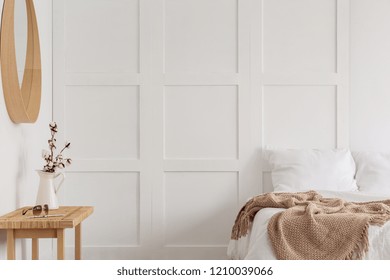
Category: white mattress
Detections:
[{"x1": 227, "y1": 190, "x2": 390, "y2": 260}]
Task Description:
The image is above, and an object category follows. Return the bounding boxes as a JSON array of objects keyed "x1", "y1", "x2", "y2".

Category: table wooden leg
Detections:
[
  {"x1": 75, "y1": 224, "x2": 81, "y2": 260},
  {"x1": 7, "y1": 229, "x2": 15, "y2": 260},
  {"x1": 57, "y1": 229, "x2": 65, "y2": 260},
  {"x1": 32, "y1": 238, "x2": 39, "y2": 260}
]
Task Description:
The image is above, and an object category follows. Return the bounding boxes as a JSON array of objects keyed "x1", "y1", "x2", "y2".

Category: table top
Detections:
[{"x1": 0, "y1": 206, "x2": 94, "y2": 229}]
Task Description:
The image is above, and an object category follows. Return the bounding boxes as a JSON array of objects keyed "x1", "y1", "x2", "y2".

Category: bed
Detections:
[{"x1": 227, "y1": 149, "x2": 390, "y2": 260}]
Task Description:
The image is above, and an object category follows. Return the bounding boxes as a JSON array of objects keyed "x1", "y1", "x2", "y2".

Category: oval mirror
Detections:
[
  {"x1": 14, "y1": 0, "x2": 28, "y2": 87},
  {"x1": 0, "y1": 0, "x2": 41, "y2": 123}
]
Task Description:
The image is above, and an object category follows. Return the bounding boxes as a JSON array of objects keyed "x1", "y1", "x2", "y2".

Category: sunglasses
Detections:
[{"x1": 22, "y1": 204, "x2": 49, "y2": 216}]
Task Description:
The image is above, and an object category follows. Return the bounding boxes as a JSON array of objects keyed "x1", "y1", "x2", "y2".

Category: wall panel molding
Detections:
[
  {"x1": 53, "y1": 0, "x2": 349, "y2": 259},
  {"x1": 259, "y1": 0, "x2": 349, "y2": 152},
  {"x1": 260, "y1": 0, "x2": 350, "y2": 193}
]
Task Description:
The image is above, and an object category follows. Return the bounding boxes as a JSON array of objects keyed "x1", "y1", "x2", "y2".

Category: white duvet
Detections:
[{"x1": 227, "y1": 190, "x2": 390, "y2": 260}]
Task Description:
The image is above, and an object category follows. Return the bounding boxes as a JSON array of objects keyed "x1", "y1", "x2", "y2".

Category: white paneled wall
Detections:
[
  {"x1": 261, "y1": 0, "x2": 349, "y2": 149},
  {"x1": 263, "y1": 86, "x2": 337, "y2": 149},
  {"x1": 165, "y1": 0, "x2": 238, "y2": 73},
  {"x1": 164, "y1": 86, "x2": 238, "y2": 159},
  {"x1": 262, "y1": 0, "x2": 337, "y2": 73},
  {"x1": 53, "y1": 0, "x2": 349, "y2": 259}
]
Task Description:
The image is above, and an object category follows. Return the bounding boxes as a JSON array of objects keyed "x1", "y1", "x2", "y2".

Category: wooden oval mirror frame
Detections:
[{"x1": 0, "y1": 0, "x2": 41, "y2": 123}]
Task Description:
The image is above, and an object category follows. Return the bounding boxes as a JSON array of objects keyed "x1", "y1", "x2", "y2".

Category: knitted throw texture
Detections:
[{"x1": 231, "y1": 191, "x2": 390, "y2": 260}]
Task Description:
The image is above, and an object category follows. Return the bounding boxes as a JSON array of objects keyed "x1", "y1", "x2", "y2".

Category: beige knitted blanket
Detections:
[{"x1": 231, "y1": 191, "x2": 390, "y2": 260}]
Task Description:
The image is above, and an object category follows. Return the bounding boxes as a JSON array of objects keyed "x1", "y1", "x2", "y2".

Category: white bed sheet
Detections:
[{"x1": 227, "y1": 190, "x2": 390, "y2": 260}]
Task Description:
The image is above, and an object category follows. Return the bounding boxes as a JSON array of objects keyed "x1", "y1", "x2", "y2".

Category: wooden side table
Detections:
[{"x1": 0, "y1": 206, "x2": 93, "y2": 260}]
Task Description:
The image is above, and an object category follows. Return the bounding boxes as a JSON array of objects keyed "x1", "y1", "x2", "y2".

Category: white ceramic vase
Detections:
[{"x1": 35, "y1": 170, "x2": 65, "y2": 209}]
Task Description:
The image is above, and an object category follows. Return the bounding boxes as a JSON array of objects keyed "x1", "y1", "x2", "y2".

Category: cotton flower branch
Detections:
[{"x1": 42, "y1": 122, "x2": 72, "y2": 173}]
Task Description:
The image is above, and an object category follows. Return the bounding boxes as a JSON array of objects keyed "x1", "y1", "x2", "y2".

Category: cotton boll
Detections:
[{"x1": 42, "y1": 149, "x2": 50, "y2": 159}]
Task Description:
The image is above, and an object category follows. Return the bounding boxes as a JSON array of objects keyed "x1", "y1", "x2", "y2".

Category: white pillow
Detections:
[
  {"x1": 353, "y1": 151, "x2": 390, "y2": 195},
  {"x1": 267, "y1": 149, "x2": 358, "y2": 192}
]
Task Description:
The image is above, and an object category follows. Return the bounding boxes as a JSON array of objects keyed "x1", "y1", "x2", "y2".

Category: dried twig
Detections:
[{"x1": 42, "y1": 122, "x2": 72, "y2": 173}]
